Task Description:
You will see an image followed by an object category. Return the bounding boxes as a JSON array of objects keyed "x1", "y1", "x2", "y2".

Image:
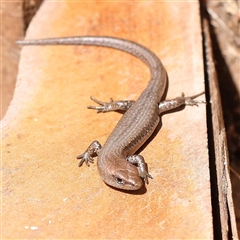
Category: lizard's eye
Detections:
[{"x1": 114, "y1": 177, "x2": 125, "y2": 185}]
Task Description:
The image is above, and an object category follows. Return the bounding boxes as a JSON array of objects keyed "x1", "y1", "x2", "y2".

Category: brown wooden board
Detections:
[{"x1": 2, "y1": 1, "x2": 212, "y2": 239}]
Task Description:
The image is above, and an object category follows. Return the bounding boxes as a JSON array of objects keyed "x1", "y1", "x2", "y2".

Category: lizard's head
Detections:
[{"x1": 98, "y1": 159, "x2": 143, "y2": 190}]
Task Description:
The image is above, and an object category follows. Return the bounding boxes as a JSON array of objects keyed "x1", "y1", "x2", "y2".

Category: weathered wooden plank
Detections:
[{"x1": 2, "y1": 1, "x2": 212, "y2": 238}]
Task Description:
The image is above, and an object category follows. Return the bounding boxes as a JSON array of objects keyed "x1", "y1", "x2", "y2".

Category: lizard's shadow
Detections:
[{"x1": 107, "y1": 184, "x2": 148, "y2": 195}]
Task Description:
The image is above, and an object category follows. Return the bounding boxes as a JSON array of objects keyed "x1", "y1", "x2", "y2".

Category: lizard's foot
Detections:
[
  {"x1": 76, "y1": 140, "x2": 102, "y2": 167},
  {"x1": 76, "y1": 152, "x2": 95, "y2": 167},
  {"x1": 182, "y1": 92, "x2": 206, "y2": 106}
]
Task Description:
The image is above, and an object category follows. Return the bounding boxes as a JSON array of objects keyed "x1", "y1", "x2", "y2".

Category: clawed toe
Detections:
[{"x1": 76, "y1": 152, "x2": 94, "y2": 167}]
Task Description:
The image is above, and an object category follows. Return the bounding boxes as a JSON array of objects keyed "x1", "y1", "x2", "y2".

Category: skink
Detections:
[{"x1": 16, "y1": 36, "x2": 204, "y2": 190}]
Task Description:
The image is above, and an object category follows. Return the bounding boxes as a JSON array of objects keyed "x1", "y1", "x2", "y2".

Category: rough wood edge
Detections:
[{"x1": 203, "y1": 16, "x2": 239, "y2": 240}]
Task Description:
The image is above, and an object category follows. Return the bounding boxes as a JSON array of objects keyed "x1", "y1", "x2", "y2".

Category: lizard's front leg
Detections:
[{"x1": 127, "y1": 155, "x2": 153, "y2": 184}]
